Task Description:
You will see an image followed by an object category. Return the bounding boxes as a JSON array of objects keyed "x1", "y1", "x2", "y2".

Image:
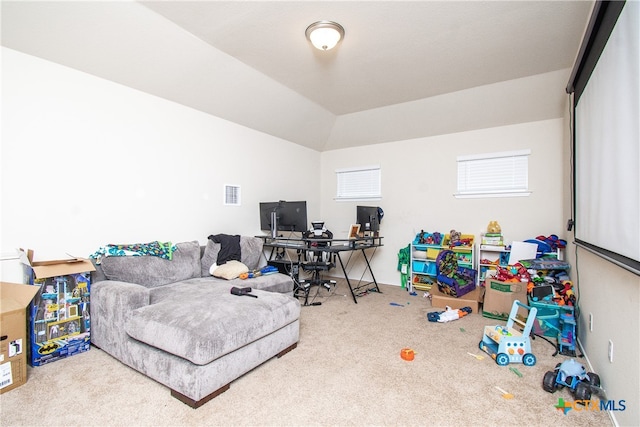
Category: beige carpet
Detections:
[{"x1": 0, "y1": 281, "x2": 612, "y2": 426}]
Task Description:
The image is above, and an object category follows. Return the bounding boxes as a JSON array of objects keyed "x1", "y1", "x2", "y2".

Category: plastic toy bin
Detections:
[
  {"x1": 528, "y1": 299, "x2": 573, "y2": 338},
  {"x1": 412, "y1": 261, "x2": 425, "y2": 273},
  {"x1": 412, "y1": 232, "x2": 443, "y2": 246},
  {"x1": 412, "y1": 261, "x2": 438, "y2": 275}
]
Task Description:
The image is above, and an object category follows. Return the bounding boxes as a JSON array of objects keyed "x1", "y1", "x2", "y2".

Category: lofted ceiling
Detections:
[{"x1": 1, "y1": 1, "x2": 593, "y2": 151}]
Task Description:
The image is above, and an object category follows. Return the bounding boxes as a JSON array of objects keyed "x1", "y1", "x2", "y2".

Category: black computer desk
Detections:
[{"x1": 259, "y1": 235, "x2": 383, "y2": 303}]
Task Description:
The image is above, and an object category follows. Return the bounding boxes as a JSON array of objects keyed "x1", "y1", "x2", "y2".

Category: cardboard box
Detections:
[
  {"x1": 0, "y1": 282, "x2": 39, "y2": 393},
  {"x1": 482, "y1": 279, "x2": 528, "y2": 320},
  {"x1": 20, "y1": 250, "x2": 95, "y2": 366},
  {"x1": 430, "y1": 285, "x2": 484, "y2": 313}
]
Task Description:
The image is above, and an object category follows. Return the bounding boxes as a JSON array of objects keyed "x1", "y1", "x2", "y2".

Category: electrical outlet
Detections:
[
  {"x1": 608, "y1": 340, "x2": 614, "y2": 363},
  {"x1": 589, "y1": 313, "x2": 593, "y2": 332}
]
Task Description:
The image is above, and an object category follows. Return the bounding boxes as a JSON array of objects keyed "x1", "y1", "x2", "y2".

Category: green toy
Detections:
[{"x1": 397, "y1": 244, "x2": 410, "y2": 289}]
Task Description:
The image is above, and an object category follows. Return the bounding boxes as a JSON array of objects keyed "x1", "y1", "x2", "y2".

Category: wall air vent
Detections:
[{"x1": 224, "y1": 184, "x2": 241, "y2": 206}]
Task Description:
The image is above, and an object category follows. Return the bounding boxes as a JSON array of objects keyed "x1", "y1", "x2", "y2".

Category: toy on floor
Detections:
[
  {"x1": 509, "y1": 367, "x2": 523, "y2": 377},
  {"x1": 427, "y1": 306, "x2": 472, "y2": 323},
  {"x1": 400, "y1": 348, "x2": 416, "y2": 361},
  {"x1": 479, "y1": 300, "x2": 538, "y2": 366},
  {"x1": 495, "y1": 386, "x2": 513, "y2": 399},
  {"x1": 542, "y1": 358, "x2": 601, "y2": 401}
]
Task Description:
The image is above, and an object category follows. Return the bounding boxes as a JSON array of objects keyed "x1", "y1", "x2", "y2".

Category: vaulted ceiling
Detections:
[{"x1": 1, "y1": 1, "x2": 593, "y2": 151}]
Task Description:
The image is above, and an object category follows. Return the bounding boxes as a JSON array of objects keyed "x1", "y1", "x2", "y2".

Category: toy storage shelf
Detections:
[
  {"x1": 476, "y1": 244, "x2": 562, "y2": 287},
  {"x1": 410, "y1": 233, "x2": 474, "y2": 292}
]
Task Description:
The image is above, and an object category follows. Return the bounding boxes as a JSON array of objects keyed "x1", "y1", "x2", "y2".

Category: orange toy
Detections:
[{"x1": 400, "y1": 348, "x2": 416, "y2": 361}]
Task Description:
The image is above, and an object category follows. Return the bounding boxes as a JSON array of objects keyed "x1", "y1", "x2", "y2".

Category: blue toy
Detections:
[
  {"x1": 479, "y1": 300, "x2": 538, "y2": 366},
  {"x1": 239, "y1": 265, "x2": 279, "y2": 279},
  {"x1": 542, "y1": 358, "x2": 601, "y2": 401}
]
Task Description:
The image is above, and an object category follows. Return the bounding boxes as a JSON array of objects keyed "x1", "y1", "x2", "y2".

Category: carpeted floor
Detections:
[{"x1": 0, "y1": 281, "x2": 613, "y2": 426}]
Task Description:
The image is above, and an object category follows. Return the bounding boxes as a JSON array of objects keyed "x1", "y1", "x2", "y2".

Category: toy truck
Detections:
[{"x1": 542, "y1": 358, "x2": 601, "y2": 401}]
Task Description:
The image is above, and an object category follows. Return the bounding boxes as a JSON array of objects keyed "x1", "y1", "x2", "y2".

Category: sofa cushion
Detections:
[
  {"x1": 228, "y1": 273, "x2": 294, "y2": 294},
  {"x1": 200, "y1": 239, "x2": 220, "y2": 276},
  {"x1": 239, "y1": 236, "x2": 263, "y2": 270},
  {"x1": 201, "y1": 236, "x2": 264, "y2": 275},
  {"x1": 125, "y1": 280, "x2": 300, "y2": 365},
  {"x1": 101, "y1": 241, "x2": 201, "y2": 288}
]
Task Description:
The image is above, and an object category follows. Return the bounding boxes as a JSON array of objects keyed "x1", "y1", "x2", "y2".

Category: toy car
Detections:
[{"x1": 542, "y1": 358, "x2": 601, "y2": 401}]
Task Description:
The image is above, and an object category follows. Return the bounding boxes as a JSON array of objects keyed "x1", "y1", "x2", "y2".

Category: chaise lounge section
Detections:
[{"x1": 90, "y1": 237, "x2": 300, "y2": 407}]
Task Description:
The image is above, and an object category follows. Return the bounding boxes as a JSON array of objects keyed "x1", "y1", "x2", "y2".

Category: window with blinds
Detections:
[
  {"x1": 455, "y1": 150, "x2": 531, "y2": 198},
  {"x1": 335, "y1": 165, "x2": 381, "y2": 201}
]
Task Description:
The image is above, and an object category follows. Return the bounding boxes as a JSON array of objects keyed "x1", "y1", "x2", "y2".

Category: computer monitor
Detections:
[
  {"x1": 356, "y1": 205, "x2": 380, "y2": 232},
  {"x1": 259, "y1": 202, "x2": 279, "y2": 232},
  {"x1": 259, "y1": 201, "x2": 308, "y2": 233}
]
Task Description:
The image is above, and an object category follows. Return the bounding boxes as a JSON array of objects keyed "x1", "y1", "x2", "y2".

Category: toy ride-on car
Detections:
[
  {"x1": 542, "y1": 358, "x2": 601, "y2": 401},
  {"x1": 479, "y1": 300, "x2": 538, "y2": 366}
]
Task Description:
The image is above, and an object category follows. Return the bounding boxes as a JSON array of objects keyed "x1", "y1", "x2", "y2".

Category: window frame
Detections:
[
  {"x1": 455, "y1": 149, "x2": 531, "y2": 199},
  {"x1": 335, "y1": 165, "x2": 382, "y2": 201}
]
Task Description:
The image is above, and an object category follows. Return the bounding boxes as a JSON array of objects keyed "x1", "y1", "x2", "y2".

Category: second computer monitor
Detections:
[
  {"x1": 356, "y1": 205, "x2": 379, "y2": 232},
  {"x1": 259, "y1": 201, "x2": 308, "y2": 233}
]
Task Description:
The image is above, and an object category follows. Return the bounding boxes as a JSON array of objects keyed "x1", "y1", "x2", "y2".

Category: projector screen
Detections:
[{"x1": 567, "y1": 0, "x2": 640, "y2": 274}]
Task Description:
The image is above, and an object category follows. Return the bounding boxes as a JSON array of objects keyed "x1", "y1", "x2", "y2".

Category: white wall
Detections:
[
  {"x1": 0, "y1": 48, "x2": 321, "y2": 265},
  {"x1": 320, "y1": 119, "x2": 566, "y2": 286},
  {"x1": 569, "y1": 247, "x2": 640, "y2": 425}
]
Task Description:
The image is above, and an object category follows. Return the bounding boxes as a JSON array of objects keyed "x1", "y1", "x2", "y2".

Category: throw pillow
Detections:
[
  {"x1": 201, "y1": 239, "x2": 221, "y2": 277},
  {"x1": 211, "y1": 260, "x2": 248, "y2": 280}
]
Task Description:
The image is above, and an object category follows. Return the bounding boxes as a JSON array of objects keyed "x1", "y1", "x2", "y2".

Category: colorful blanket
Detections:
[{"x1": 90, "y1": 241, "x2": 176, "y2": 264}]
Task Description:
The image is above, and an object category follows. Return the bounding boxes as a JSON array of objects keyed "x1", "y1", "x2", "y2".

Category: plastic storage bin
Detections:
[{"x1": 528, "y1": 299, "x2": 574, "y2": 338}]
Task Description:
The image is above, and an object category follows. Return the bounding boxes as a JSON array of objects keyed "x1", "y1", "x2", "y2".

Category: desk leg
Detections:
[
  {"x1": 337, "y1": 249, "x2": 381, "y2": 303},
  {"x1": 336, "y1": 253, "x2": 358, "y2": 304},
  {"x1": 361, "y1": 248, "x2": 381, "y2": 293}
]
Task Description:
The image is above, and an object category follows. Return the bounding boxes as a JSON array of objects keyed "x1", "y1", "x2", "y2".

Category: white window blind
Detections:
[
  {"x1": 335, "y1": 166, "x2": 381, "y2": 201},
  {"x1": 224, "y1": 184, "x2": 241, "y2": 206},
  {"x1": 456, "y1": 150, "x2": 531, "y2": 198}
]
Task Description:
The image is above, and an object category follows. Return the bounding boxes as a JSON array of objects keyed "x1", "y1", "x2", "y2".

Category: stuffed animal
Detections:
[
  {"x1": 487, "y1": 221, "x2": 502, "y2": 234},
  {"x1": 433, "y1": 232, "x2": 442, "y2": 245},
  {"x1": 449, "y1": 229, "x2": 461, "y2": 246}
]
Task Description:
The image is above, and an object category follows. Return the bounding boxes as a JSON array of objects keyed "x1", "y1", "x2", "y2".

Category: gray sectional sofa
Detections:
[{"x1": 90, "y1": 236, "x2": 300, "y2": 408}]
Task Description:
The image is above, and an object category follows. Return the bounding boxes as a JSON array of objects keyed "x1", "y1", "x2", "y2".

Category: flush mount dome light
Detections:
[{"x1": 305, "y1": 21, "x2": 345, "y2": 51}]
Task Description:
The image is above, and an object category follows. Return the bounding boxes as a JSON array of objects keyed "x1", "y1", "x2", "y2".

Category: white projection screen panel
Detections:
[{"x1": 568, "y1": 0, "x2": 640, "y2": 274}]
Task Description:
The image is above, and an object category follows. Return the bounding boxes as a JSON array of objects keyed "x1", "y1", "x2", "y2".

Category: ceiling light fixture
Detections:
[{"x1": 305, "y1": 21, "x2": 345, "y2": 51}]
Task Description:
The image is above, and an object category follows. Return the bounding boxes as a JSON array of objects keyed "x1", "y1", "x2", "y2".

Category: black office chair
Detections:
[{"x1": 296, "y1": 229, "x2": 336, "y2": 306}]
